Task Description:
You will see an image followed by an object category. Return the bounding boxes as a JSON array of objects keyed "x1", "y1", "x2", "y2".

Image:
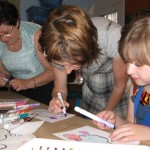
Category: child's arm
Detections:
[
  {"x1": 109, "y1": 84, "x2": 150, "y2": 143},
  {"x1": 94, "y1": 84, "x2": 135, "y2": 130},
  {"x1": 110, "y1": 124, "x2": 150, "y2": 143}
]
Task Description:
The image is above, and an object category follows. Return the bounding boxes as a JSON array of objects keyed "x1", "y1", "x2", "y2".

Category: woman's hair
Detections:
[
  {"x1": 39, "y1": 5, "x2": 100, "y2": 66},
  {"x1": 0, "y1": 1, "x2": 19, "y2": 26},
  {"x1": 119, "y1": 16, "x2": 150, "y2": 66}
]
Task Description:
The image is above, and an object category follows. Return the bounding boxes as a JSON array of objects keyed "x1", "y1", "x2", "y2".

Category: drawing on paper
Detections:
[
  {"x1": 53, "y1": 126, "x2": 112, "y2": 144},
  {"x1": 0, "y1": 127, "x2": 33, "y2": 150},
  {"x1": 29, "y1": 109, "x2": 74, "y2": 123}
]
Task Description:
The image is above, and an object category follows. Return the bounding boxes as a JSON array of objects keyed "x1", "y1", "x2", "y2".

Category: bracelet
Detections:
[{"x1": 33, "y1": 78, "x2": 36, "y2": 89}]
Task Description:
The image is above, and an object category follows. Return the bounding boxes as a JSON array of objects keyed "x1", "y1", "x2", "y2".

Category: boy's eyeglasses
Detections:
[{"x1": 0, "y1": 26, "x2": 13, "y2": 38}]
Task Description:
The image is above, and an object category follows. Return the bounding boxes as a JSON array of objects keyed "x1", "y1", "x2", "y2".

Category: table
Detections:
[{"x1": 0, "y1": 90, "x2": 150, "y2": 146}]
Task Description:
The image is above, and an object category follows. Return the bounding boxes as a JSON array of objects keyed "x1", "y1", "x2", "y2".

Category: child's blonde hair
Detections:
[{"x1": 119, "y1": 16, "x2": 150, "y2": 66}]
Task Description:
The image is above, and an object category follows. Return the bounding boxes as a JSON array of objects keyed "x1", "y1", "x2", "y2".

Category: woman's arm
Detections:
[
  {"x1": 0, "y1": 60, "x2": 11, "y2": 86},
  {"x1": 52, "y1": 66, "x2": 68, "y2": 100},
  {"x1": 33, "y1": 30, "x2": 54, "y2": 87},
  {"x1": 48, "y1": 66, "x2": 69, "y2": 113},
  {"x1": 105, "y1": 54, "x2": 128, "y2": 110}
]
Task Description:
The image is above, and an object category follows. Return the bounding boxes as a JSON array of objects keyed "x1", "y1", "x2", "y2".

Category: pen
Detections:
[
  {"x1": 74, "y1": 106, "x2": 115, "y2": 129},
  {"x1": 57, "y1": 92, "x2": 67, "y2": 116},
  {"x1": 0, "y1": 113, "x2": 29, "y2": 124}
]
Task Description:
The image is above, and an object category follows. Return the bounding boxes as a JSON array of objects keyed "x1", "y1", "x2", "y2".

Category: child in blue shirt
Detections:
[{"x1": 93, "y1": 16, "x2": 150, "y2": 143}]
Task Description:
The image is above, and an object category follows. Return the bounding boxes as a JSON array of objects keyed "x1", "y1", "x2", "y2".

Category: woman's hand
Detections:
[
  {"x1": 0, "y1": 73, "x2": 10, "y2": 87},
  {"x1": 48, "y1": 97, "x2": 70, "y2": 114},
  {"x1": 93, "y1": 111, "x2": 116, "y2": 130},
  {"x1": 10, "y1": 78, "x2": 35, "y2": 91},
  {"x1": 110, "y1": 124, "x2": 150, "y2": 143}
]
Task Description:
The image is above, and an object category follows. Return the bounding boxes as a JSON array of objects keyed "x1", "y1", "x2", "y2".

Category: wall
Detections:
[
  {"x1": 125, "y1": 0, "x2": 150, "y2": 24},
  {"x1": 7, "y1": 0, "x2": 20, "y2": 13},
  {"x1": 20, "y1": 0, "x2": 40, "y2": 21},
  {"x1": 125, "y1": 0, "x2": 150, "y2": 15},
  {"x1": 18, "y1": 0, "x2": 125, "y2": 26},
  {"x1": 92, "y1": 0, "x2": 125, "y2": 25}
]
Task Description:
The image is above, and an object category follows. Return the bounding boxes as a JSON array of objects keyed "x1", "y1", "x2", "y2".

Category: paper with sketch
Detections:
[
  {"x1": 53, "y1": 126, "x2": 140, "y2": 145},
  {"x1": 0, "y1": 127, "x2": 35, "y2": 150},
  {"x1": 11, "y1": 121, "x2": 44, "y2": 134},
  {"x1": 29, "y1": 109, "x2": 75, "y2": 123}
]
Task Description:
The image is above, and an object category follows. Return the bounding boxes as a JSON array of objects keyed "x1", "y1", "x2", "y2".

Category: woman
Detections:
[
  {"x1": 0, "y1": 1, "x2": 54, "y2": 105},
  {"x1": 39, "y1": 5, "x2": 129, "y2": 116}
]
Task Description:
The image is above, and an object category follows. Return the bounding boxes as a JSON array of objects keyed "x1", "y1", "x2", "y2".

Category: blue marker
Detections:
[
  {"x1": 74, "y1": 106, "x2": 115, "y2": 129},
  {"x1": 3, "y1": 77, "x2": 10, "y2": 83}
]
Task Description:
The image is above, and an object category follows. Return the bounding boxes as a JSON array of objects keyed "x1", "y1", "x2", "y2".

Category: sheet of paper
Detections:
[
  {"x1": 11, "y1": 121, "x2": 44, "y2": 134},
  {"x1": 0, "y1": 141, "x2": 31, "y2": 150},
  {"x1": 0, "y1": 127, "x2": 35, "y2": 150},
  {"x1": 18, "y1": 138, "x2": 150, "y2": 150},
  {"x1": 53, "y1": 126, "x2": 140, "y2": 145},
  {"x1": 29, "y1": 109, "x2": 75, "y2": 123}
]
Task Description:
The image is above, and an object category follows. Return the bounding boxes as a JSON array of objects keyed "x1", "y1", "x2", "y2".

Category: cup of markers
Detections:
[{"x1": 0, "y1": 101, "x2": 40, "y2": 130}]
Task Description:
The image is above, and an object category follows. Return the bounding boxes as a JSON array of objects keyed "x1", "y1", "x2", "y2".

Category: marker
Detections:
[
  {"x1": 15, "y1": 103, "x2": 40, "y2": 109},
  {"x1": 0, "y1": 113, "x2": 29, "y2": 124},
  {"x1": 0, "y1": 106, "x2": 14, "y2": 110},
  {"x1": 57, "y1": 92, "x2": 67, "y2": 116},
  {"x1": 3, "y1": 114, "x2": 37, "y2": 130},
  {"x1": 3, "y1": 118, "x2": 24, "y2": 129},
  {"x1": 74, "y1": 106, "x2": 115, "y2": 129},
  {"x1": 0, "y1": 101, "x2": 26, "y2": 107},
  {"x1": 3, "y1": 77, "x2": 10, "y2": 83}
]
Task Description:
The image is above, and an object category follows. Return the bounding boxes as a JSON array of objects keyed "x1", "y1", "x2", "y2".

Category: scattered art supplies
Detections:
[
  {"x1": 17, "y1": 138, "x2": 150, "y2": 150},
  {"x1": 0, "y1": 101, "x2": 40, "y2": 129}
]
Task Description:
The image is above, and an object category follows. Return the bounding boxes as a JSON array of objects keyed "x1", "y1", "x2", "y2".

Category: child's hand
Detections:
[
  {"x1": 93, "y1": 111, "x2": 116, "y2": 130},
  {"x1": 110, "y1": 124, "x2": 150, "y2": 143}
]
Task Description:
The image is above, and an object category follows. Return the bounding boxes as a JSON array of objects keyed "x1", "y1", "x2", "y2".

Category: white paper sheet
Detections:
[
  {"x1": 53, "y1": 126, "x2": 140, "y2": 145},
  {"x1": 11, "y1": 121, "x2": 44, "y2": 134},
  {"x1": 18, "y1": 138, "x2": 150, "y2": 150},
  {"x1": 0, "y1": 127, "x2": 35, "y2": 150}
]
